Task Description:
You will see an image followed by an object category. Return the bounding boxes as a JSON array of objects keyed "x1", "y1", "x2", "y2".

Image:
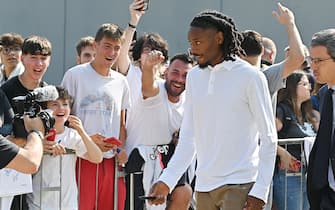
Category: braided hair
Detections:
[{"x1": 190, "y1": 10, "x2": 245, "y2": 62}]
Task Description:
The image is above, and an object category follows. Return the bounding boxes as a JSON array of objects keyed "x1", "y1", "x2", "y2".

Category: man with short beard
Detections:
[
  {"x1": 124, "y1": 52, "x2": 194, "y2": 210},
  {"x1": 117, "y1": 1, "x2": 194, "y2": 210}
]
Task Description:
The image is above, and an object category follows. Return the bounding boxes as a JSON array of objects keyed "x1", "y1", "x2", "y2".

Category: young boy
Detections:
[{"x1": 27, "y1": 86, "x2": 103, "y2": 210}]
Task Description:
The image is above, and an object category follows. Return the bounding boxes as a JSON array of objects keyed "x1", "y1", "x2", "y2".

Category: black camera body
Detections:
[{"x1": 12, "y1": 93, "x2": 55, "y2": 138}]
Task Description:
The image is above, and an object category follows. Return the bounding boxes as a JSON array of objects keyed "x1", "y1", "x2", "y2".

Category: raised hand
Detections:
[
  {"x1": 272, "y1": 2, "x2": 295, "y2": 26},
  {"x1": 129, "y1": 0, "x2": 146, "y2": 26},
  {"x1": 142, "y1": 50, "x2": 165, "y2": 72}
]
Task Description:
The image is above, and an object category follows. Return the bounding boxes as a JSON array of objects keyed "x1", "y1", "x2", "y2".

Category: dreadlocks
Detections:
[{"x1": 190, "y1": 10, "x2": 245, "y2": 62}]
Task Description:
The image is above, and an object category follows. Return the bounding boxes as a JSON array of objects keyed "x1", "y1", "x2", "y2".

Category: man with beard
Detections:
[
  {"x1": 124, "y1": 52, "x2": 194, "y2": 210},
  {"x1": 148, "y1": 9, "x2": 277, "y2": 210},
  {"x1": 116, "y1": 2, "x2": 194, "y2": 210}
]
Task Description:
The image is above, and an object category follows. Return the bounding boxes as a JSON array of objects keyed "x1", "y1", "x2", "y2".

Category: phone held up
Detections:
[
  {"x1": 137, "y1": 0, "x2": 149, "y2": 11},
  {"x1": 103, "y1": 137, "x2": 122, "y2": 146}
]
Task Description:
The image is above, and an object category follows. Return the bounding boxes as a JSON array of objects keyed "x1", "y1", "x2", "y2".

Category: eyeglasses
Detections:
[
  {"x1": 0, "y1": 46, "x2": 21, "y2": 55},
  {"x1": 307, "y1": 56, "x2": 334, "y2": 65}
]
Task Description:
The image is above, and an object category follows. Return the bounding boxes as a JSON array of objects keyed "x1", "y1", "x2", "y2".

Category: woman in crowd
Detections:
[{"x1": 273, "y1": 70, "x2": 319, "y2": 210}]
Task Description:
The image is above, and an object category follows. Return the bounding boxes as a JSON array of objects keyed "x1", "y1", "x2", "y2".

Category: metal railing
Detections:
[
  {"x1": 1, "y1": 137, "x2": 315, "y2": 210},
  {"x1": 276, "y1": 137, "x2": 315, "y2": 210}
]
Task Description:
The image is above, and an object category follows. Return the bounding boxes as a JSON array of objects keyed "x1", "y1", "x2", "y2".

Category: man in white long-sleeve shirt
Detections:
[{"x1": 149, "y1": 9, "x2": 277, "y2": 210}]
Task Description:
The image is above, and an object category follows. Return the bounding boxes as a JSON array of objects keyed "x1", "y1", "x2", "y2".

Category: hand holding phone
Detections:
[
  {"x1": 136, "y1": 0, "x2": 149, "y2": 11},
  {"x1": 103, "y1": 137, "x2": 122, "y2": 146},
  {"x1": 64, "y1": 120, "x2": 70, "y2": 127},
  {"x1": 293, "y1": 160, "x2": 301, "y2": 171},
  {"x1": 142, "y1": 0, "x2": 149, "y2": 11},
  {"x1": 46, "y1": 128, "x2": 56, "y2": 141},
  {"x1": 138, "y1": 195, "x2": 156, "y2": 200}
]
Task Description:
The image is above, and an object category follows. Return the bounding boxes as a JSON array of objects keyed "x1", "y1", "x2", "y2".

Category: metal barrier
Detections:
[
  {"x1": 276, "y1": 137, "x2": 315, "y2": 210},
  {"x1": 37, "y1": 149, "x2": 75, "y2": 210},
  {"x1": 39, "y1": 154, "x2": 62, "y2": 209},
  {"x1": 1, "y1": 153, "x2": 125, "y2": 210},
  {"x1": 0, "y1": 152, "x2": 72, "y2": 210},
  {"x1": 4, "y1": 138, "x2": 315, "y2": 210}
]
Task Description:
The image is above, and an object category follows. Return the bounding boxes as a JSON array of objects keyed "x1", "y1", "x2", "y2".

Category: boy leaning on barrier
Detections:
[{"x1": 26, "y1": 86, "x2": 103, "y2": 210}]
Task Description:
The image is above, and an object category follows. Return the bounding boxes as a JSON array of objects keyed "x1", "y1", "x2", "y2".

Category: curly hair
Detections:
[
  {"x1": 190, "y1": 10, "x2": 245, "y2": 61},
  {"x1": 132, "y1": 33, "x2": 168, "y2": 63}
]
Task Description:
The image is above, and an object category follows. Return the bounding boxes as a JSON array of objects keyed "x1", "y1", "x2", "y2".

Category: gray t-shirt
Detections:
[{"x1": 262, "y1": 61, "x2": 286, "y2": 112}]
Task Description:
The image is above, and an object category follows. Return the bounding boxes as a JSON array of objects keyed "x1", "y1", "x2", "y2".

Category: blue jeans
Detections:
[{"x1": 273, "y1": 168, "x2": 309, "y2": 210}]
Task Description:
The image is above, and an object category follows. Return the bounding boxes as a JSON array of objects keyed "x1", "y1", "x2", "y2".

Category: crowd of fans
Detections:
[{"x1": 1, "y1": 1, "x2": 335, "y2": 210}]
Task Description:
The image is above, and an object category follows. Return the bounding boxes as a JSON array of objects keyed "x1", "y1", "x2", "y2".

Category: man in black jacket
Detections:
[{"x1": 307, "y1": 28, "x2": 335, "y2": 209}]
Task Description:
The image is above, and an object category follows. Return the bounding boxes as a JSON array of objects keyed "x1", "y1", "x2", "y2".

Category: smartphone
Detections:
[
  {"x1": 293, "y1": 160, "x2": 301, "y2": 171},
  {"x1": 137, "y1": 0, "x2": 149, "y2": 11},
  {"x1": 138, "y1": 195, "x2": 156, "y2": 200},
  {"x1": 142, "y1": 0, "x2": 149, "y2": 11},
  {"x1": 64, "y1": 120, "x2": 70, "y2": 127},
  {"x1": 103, "y1": 137, "x2": 122, "y2": 146},
  {"x1": 46, "y1": 128, "x2": 56, "y2": 141}
]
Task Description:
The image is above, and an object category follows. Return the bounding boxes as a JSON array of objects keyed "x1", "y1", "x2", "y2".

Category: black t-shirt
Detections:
[
  {"x1": 276, "y1": 102, "x2": 311, "y2": 160},
  {"x1": 0, "y1": 136, "x2": 19, "y2": 169},
  {"x1": 0, "y1": 89, "x2": 14, "y2": 135},
  {"x1": 1, "y1": 76, "x2": 47, "y2": 113}
]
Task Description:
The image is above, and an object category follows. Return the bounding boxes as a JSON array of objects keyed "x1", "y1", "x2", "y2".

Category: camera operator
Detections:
[
  {"x1": 0, "y1": 35, "x2": 52, "y2": 210},
  {"x1": 0, "y1": 114, "x2": 44, "y2": 174}
]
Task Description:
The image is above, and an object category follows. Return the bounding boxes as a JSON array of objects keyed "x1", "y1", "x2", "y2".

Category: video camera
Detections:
[{"x1": 12, "y1": 86, "x2": 59, "y2": 138}]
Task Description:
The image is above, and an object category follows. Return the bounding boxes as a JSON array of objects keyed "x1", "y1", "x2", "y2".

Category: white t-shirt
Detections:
[
  {"x1": 61, "y1": 63, "x2": 131, "y2": 158},
  {"x1": 27, "y1": 127, "x2": 87, "y2": 210},
  {"x1": 125, "y1": 64, "x2": 184, "y2": 154},
  {"x1": 0, "y1": 62, "x2": 24, "y2": 85}
]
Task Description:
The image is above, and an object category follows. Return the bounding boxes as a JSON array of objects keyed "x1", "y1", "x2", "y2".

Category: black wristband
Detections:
[
  {"x1": 28, "y1": 129, "x2": 43, "y2": 140},
  {"x1": 128, "y1": 22, "x2": 137, "y2": 29}
]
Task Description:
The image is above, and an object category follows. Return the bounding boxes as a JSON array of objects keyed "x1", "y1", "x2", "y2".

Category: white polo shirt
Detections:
[{"x1": 159, "y1": 57, "x2": 277, "y2": 202}]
